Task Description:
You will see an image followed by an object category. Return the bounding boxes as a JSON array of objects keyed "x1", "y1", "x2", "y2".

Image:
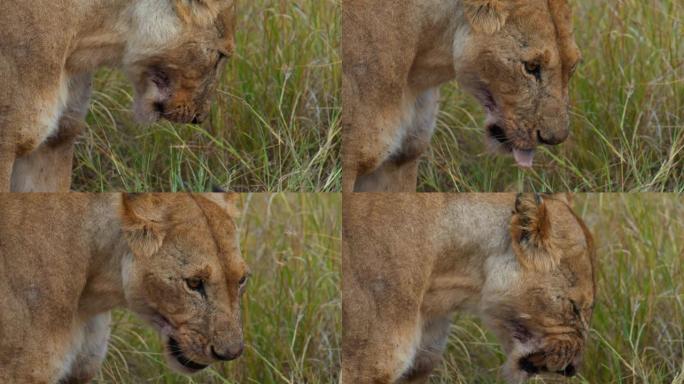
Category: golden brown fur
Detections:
[
  {"x1": 0, "y1": 193, "x2": 248, "y2": 383},
  {"x1": 342, "y1": 0, "x2": 582, "y2": 192},
  {"x1": 342, "y1": 193, "x2": 595, "y2": 383},
  {"x1": 0, "y1": 0, "x2": 235, "y2": 192}
]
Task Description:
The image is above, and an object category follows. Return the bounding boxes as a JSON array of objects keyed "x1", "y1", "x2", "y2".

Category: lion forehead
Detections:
[{"x1": 512, "y1": 1, "x2": 580, "y2": 63}]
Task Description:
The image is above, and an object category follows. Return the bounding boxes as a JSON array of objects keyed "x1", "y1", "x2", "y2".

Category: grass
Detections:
[
  {"x1": 95, "y1": 194, "x2": 341, "y2": 383},
  {"x1": 68, "y1": 0, "x2": 681, "y2": 192},
  {"x1": 430, "y1": 194, "x2": 684, "y2": 383},
  {"x1": 73, "y1": 0, "x2": 341, "y2": 192},
  {"x1": 419, "y1": 0, "x2": 683, "y2": 192}
]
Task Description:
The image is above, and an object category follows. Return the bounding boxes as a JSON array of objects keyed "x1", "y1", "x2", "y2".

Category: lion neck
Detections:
[
  {"x1": 425, "y1": 195, "x2": 519, "y2": 317},
  {"x1": 406, "y1": 0, "x2": 472, "y2": 91},
  {"x1": 76, "y1": 194, "x2": 131, "y2": 320},
  {"x1": 65, "y1": 0, "x2": 182, "y2": 74}
]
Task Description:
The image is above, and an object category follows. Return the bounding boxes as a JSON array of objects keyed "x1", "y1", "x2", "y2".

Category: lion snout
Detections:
[
  {"x1": 209, "y1": 311, "x2": 244, "y2": 361},
  {"x1": 518, "y1": 336, "x2": 583, "y2": 377},
  {"x1": 537, "y1": 124, "x2": 569, "y2": 146},
  {"x1": 162, "y1": 105, "x2": 207, "y2": 124},
  {"x1": 518, "y1": 354, "x2": 577, "y2": 378},
  {"x1": 158, "y1": 95, "x2": 210, "y2": 124},
  {"x1": 135, "y1": 63, "x2": 216, "y2": 125},
  {"x1": 211, "y1": 341, "x2": 244, "y2": 361},
  {"x1": 537, "y1": 106, "x2": 570, "y2": 146}
]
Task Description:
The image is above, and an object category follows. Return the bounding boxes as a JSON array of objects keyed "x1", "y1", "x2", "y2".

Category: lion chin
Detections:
[
  {"x1": 162, "y1": 335, "x2": 210, "y2": 375},
  {"x1": 147, "y1": 314, "x2": 210, "y2": 375},
  {"x1": 132, "y1": 75, "x2": 171, "y2": 124},
  {"x1": 484, "y1": 114, "x2": 536, "y2": 169},
  {"x1": 501, "y1": 341, "x2": 578, "y2": 383}
]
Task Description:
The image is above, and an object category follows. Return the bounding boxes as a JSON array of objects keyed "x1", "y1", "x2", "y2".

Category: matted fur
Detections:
[
  {"x1": 342, "y1": 193, "x2": 596, "y2": 383},
  {"x1": 343, "y1": 0, "x2": 582, "y2": 192},
  {"x1": 0, "y1": 0, "x2": 236, "y2": 192},
  {"x1": 0, "y1": 193, "x2": 248, "y2": 383}
]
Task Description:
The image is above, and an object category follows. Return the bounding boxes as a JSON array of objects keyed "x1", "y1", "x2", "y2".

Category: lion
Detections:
[
  {"x1": 342, "y1": 0, "x2": 582, "y2": 192},
  {"x1": 0, "y1": 193, "x2": 249, "y2": 383},
  {"x1": 0, "y1": 0, "x2": 236, "y2": 192},
  {"x1": 342, "y1": 193, "x2": 596, "y2": 383}
]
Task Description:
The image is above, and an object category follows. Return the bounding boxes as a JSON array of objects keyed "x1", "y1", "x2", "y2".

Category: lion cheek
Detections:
[{"x1": 140, "y1": 275, "x2": 184, "y2": 315}]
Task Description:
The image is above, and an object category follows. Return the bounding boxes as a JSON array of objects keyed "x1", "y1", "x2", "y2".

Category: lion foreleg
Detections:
[
  {"x1": 353, "y1": 88, "x2": 439, "y2": 192},
  {"x1": 0, "y1": 143, "x2": 14, "y2": 192},
  {"x1": 10, "y1": 73, "x2": 91, "y2": 192},
  {"x1": 10, "y1": 123, "x2": 81, "y2": 192},
  {"x1": 399, "y1": 315, "x2": 452, "y2": 384},
  {"x1": 59, "y1": 313, "x2": 112, "y2": 384}
]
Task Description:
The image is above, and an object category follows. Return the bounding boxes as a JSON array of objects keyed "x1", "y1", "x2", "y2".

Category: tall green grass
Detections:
[
  {"x1": 420, "y1": 0, "x2": 683, "y2": 192},
  {"x1": 430, "y1": 194, "x2": 684, "y2": 383},
  {"x1": 73, "y1": 0, "x2": 341, "y2": 192},
  {"x1": 96, "y1": 194, "x2": 341, "y2": 383}
]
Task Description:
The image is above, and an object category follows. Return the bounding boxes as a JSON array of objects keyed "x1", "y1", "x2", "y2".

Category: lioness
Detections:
[
  {"x1": 0, "y1": 0, "x2": 236, "y2": 192},
  {"x1": 0, "y1": 193, "x2": 249, "y2": 383},
  {"x1": 343, "y1": 0, "x2": 582, "y2": 192},
  {"x1": 342, "y1": 193, "x2": 595, "y2": 383}
]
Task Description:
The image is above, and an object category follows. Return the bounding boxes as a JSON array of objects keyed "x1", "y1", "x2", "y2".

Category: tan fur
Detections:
[
  {"x1": 0, "y1": 193, "x2": 248, "y2": 384},
  {"x1": 342, "y1": 193, "x2": 595, "y2": 383},
  {"x1": 0, "y1": 0, "x2": 236, "y2": 192},
  {"x1": 342, "y1": 0, "x2": 582, "y2": 192}
]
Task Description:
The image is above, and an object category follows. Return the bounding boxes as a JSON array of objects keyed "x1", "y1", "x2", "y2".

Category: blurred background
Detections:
[
  {"x1": 419, "y1": 0, "x2": 683, "y2": 192},
  {"x1": 96, "y1": 194, "x2": 341, "y2": 383},
  {"x1": 430, "y1": 194, "x2": 684, "y2": 383},
  {"x1": 73, "y1": 0, "x2": 341, "y2": 192}
]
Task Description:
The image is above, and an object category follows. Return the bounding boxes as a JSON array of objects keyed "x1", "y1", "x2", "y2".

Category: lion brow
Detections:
[
  {"x1": 188, "y1": 193, "x2": 223, "y2": 256},
  {"x1": 547, "y1": 0, "x2": 578, "y2": 81},
  {"x1": 187, "y1": 193, "x2": 239, "y2": 283}
]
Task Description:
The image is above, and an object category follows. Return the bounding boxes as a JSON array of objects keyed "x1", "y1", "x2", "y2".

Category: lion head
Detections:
[
  {"x1": 120, "y1": 193, "x2": 248, "y2": 374},
  {"x1": 124, "y1": 0, "x2": 236, "y2": 124},
  {"x1": 481, "y1": 194, "x2": 595, "y2": 382},
  {"x1": 456, "y1": 0, "x2": 582, "y2": 167}
]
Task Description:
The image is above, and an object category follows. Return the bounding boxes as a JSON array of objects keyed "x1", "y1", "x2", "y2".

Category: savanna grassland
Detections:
[
  {"x1": 419, "y1": 0, "x2": 683, "y2": 192},
  {"x1": 430, "y1": 194, "x2": 684, "y2": 383},
  {"x1": 95, "y1": 194, "x2": 341, "y2": 383},
  {"x1": 73, "y1": 0, "x2": 340, "y2": 192}
]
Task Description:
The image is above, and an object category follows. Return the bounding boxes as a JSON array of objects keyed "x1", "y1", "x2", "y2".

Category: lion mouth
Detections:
[
  {"x1": 518, "y1": 354, "x2": 577, "y2": 378},
  {"x1": 488, "y1": 124, "x2": 509, "y2": 146},
  {"x1": 167, "y1": 337, "x2": 209, "y2": 373},
  {"x1": 477, "y1": 84, "x2": 539, "y2": 168},
  {"x1": 486, "y1": 123, "x2": 535, "y2": 168}
]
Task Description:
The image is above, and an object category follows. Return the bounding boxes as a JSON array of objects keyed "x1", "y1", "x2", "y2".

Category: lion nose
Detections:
[
  {"x1": 191, "y1": 115, "x2": 203, "y2": 124},
  {"x1": 211, "y1": 342, "x2": 243, "y2": 361},
  {"x1": 537, "y1": 128, "x2": 569, "y2": 146}
]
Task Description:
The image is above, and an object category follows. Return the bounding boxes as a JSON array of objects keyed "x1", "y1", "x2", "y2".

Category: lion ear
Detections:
[
  {"x1": 510, "y1": 194, "x2": 559, "y2": 270},
  {"x1": 217, "y1": 5, "x2": 236, "y2": 53},
  {"x1": 551, "y1": 193, "x2": 573, "y2": 206},
  {"x1": 463, "y1": 0, "x2": 509, "y2": 34},
  {"x1": 200, "y1": 193, "x2": 241, "y2": 218},
  {"x1": 173, "y1": 0, "x2": 233, "y2": 25},
  {"x1": 121, "y1": 194, "x2": 166, "y2": 258}
]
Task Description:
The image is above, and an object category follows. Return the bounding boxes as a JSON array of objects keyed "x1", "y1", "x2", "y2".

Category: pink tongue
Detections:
[{"x1": 513, "y1": 149, "x2": 535, "y2": 168}]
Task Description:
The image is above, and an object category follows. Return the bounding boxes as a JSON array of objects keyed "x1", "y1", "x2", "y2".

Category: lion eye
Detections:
[
  {"x1": 238, "y1": 274, "x2": 249, "y2": 287},
  {"x1": 186, "y1": 278, "x2": 206, "y2": 296},
  {"x1": 524, "y1": 61, "x2": 542, "y2": 81},
  {"x1": 214, "y1": 51, "x2": 229, "y2": 70},
  {"x1": 217, "y1": 49, "x2": 231, "y2": 61},
  {"x1": 569, "y1": 61, "x2": 580, "y2": 76},
  {"x1": 570, "y1": 299, "x2": 581, "y2": 317}
]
